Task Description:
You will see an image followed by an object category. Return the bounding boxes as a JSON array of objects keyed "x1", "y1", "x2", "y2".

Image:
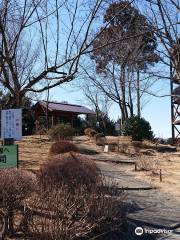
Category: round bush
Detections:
[
  {"x1": 84, "y1": 128, "x2": 93, "y2": 136},
  {"x1": 0, "y1": 169, "x2": 35, "y2": 235},
  {"x1": 49, "y1": 140, "x2": 78, "y2": 155},
  {"x1": 39, "y1": 152, "x2": 99, "y2": 188},
  {"x1": 0, "y1": 169, "x2": 35, "y2": 206},
  {"x1": 122, "y1": 116, "x2": 154, "y2": 141},
  {"x1": 84, "y1": 128, "x2": 97, "y2": 137},
  {"x1": 48, "y1": 123, "x2": 74, "y2": 141}
]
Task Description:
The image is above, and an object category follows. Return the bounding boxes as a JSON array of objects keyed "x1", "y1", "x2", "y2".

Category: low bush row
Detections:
[
  {"x1": 0, "y1": 150, "x2": 124, "y2": 239},
  {"x1": 49, "y1": 140, "x2": 78, "y2": 155},
  {"x1": 39, "y1": 152, "x2": 99, "y2": 188}
]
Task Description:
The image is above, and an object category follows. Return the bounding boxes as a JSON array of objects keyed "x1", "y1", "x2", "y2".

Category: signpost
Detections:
[
  {"x1": 0, "y1": 108, "x2": 22, "y2": 168},
  {"x1": 0, "y1": 145, "x2": 18, "y2": 168},
  {"x1": 1, "y1": 109, "x2": 22, "y2": 141}
]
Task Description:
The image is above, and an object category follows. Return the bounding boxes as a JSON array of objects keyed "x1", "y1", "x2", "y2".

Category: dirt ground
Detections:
[
  {"x1": 135, "y1": 152, "x2": 180, "y2": 200},
  {"x1": 17, "y1": 135, "x2": 180, "y2": 239}
]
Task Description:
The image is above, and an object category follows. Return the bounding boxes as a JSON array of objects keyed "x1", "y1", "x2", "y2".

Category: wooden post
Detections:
[
  {"x1": 160, "y1": 169, "x2": 162, "y2": 182},
  {"x1": 135, "y1": 163, "x2": 137, "y2": 171}
]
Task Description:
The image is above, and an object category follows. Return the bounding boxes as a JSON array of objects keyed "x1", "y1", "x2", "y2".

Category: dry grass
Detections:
[
  {"x1": 17, "y1": 135, "x2": 51, "y2": 170},
  {"x1": 137, "y1": 156, "x2": 160, "y2": 171},
  {"x1": 135, "y1": 153, "x2": 180, "y2": 200},
  {"x1": 17, "y1": 136, "x2": 157, "y2": 171}
]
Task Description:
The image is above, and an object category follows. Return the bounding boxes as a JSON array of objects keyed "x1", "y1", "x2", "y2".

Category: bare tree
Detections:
[
  {"x1": 0, "y1": 0, "x2": 106, "y2": 107},
  {"x1": 81, "y1": 59, "x2": 157, "y2": 121},
  {"x1": 82, "y1": 82, "x2": 111, "y2": 125},
  {"x1": 144, "y1": 0, "x2": 180, "y2": 77},
  {"x1": 80, "y1": 1, "x2": 159, "y2": 122}
]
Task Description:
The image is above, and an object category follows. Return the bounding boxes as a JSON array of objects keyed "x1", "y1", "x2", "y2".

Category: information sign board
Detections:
[{"x1": 1, "y1": 109, "x2": 22, "y2": 140}]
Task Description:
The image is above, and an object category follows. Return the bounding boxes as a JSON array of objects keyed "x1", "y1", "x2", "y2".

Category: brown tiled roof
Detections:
[{"x1": 36, "y1": 101, "x2": 95, "y2": 115}]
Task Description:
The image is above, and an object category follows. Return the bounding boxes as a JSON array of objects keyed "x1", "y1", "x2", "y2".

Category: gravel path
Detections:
[{"x1": 74, "y1": 137, "x2": 180, "y2": 239}]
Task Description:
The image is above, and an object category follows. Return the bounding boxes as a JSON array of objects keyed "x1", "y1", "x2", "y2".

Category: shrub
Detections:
[
  {"x1": 48, "y1": 123, "x2": 74, "y2": 141},
  {"x1": 0, "y1": 169, "x2": 35, "y2": 235},
  {"x1": 49, "y1": 140, "x2": 78, "y2": 155},
  {"x1": 84, "y1": 128, "x2": 93, "y2": 136},
  {"x1": 122, "y1": 116, "x2": 154, "y2": 141},
  {"x1": 29, "y1": 180, "x2": 124, "y2": 240},
  {"x1": 94, "y1": 133, "x2": 107, "y2": 146},
  {"x1": 38, "y1": 152, "x2": 99, "y2": 188},
  {"x1": 137, "y1": 156, "x2": 159, "y2": 171},
  {"x1": 119, "y1": 143, "x2": 129, "y2": 154},
  {"x1": 84, "y1": 128, "x2": 97, "y2": 137},
  {"x1": 87, "y1": 114, "x2": 116, "y2": 135}
]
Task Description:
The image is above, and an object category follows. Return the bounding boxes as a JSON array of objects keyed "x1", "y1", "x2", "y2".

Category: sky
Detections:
[
  {"x1": 40, "y1": 0, "x2": 173, "y2": 139},
  {"x1": 26, "y1": 0, "x2": 175, "y2": 139},
  {"x1": 45, "y1": 79, "x2": 172, "y2": 138}
]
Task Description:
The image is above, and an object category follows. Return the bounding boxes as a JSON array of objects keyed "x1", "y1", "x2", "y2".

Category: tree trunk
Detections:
[
  {"x1": 122, "y1": 67, "x2": 129, "y2": 119},
  {"x1": 118, "y1": 100, "x2": 125, "y2": 124},
  {"x1": 128, "y1": 67, "x2": 134, "y2": 117},
  {"x1": 46, "y1": 86, "x2": 50, "y2": 130},
  {"x1": 14, "y1": 92, "x2": 23, "y2": 108},
  {"x1": 137, "y1": 69, "x2": 141, "y2": 118}
]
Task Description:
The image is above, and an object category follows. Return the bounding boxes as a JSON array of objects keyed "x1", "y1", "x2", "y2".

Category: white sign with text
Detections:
[{"x1": 1, "y1": 109, "x2": 22, "y2": 140}]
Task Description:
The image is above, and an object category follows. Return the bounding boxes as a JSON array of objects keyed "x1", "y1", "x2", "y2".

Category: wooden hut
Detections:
[{"x1": 33, "y1": 101, "x2": 95, "y2": 128}]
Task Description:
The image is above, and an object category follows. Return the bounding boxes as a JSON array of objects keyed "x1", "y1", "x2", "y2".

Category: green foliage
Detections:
[
  {"x1": 22, "y1": 110, "x2": 35, "y2": 135},
  {"x1": 72, "y1": 116, "x2": 87, "y2": 135},
  {"x1": 88, "y1": 113, "x2": 115, "y2": 135},
  {"x1": 122, "y1": 116, "x2": 154, "y2": 141},
  {"x1": 48, "y1": 123, "x2": 74, "y2": 141}
]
